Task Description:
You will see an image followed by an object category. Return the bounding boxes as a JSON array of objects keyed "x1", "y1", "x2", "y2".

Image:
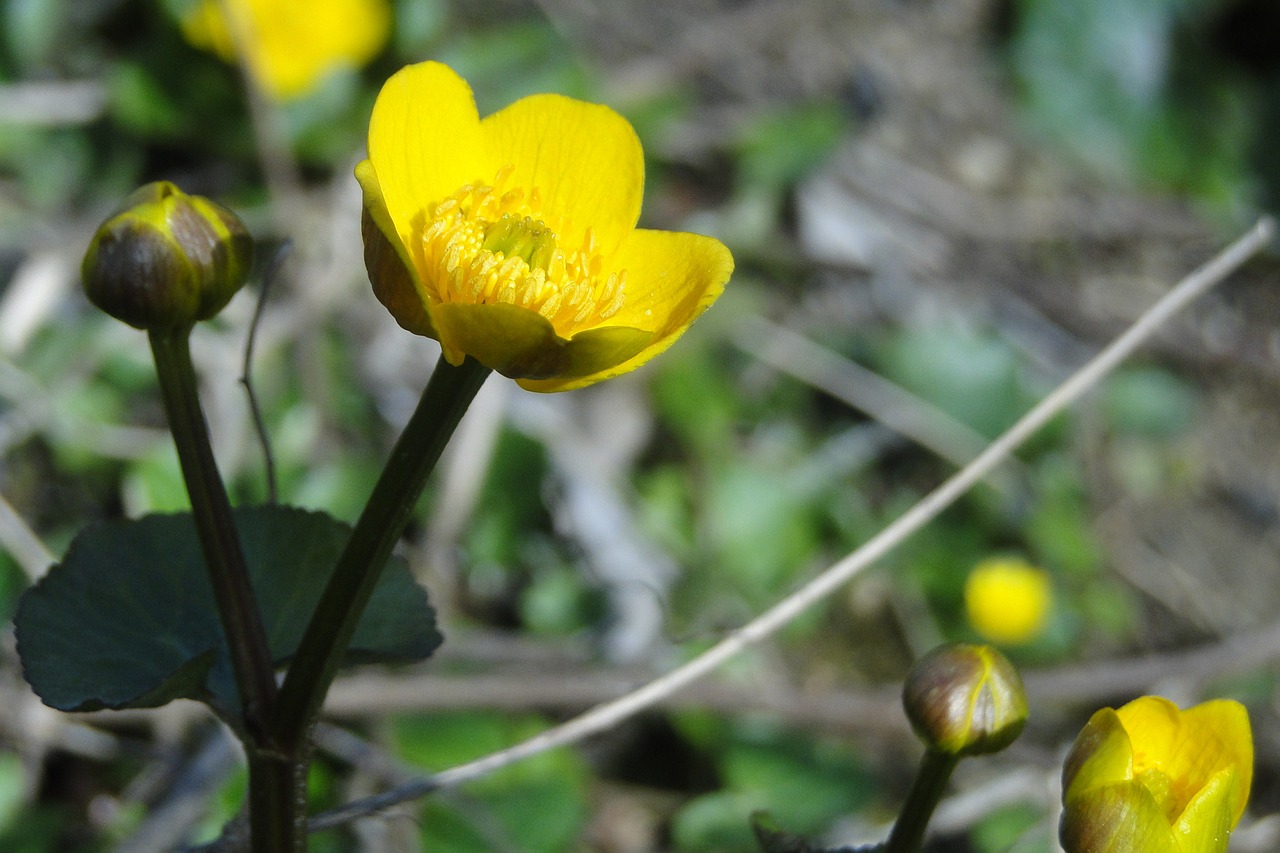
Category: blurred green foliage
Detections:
[
  {"x1": 396, "y1": 713, "x2": 590, "y2": 851},
  {"x1": 1007, "y1": 0, "x2": 1276, "y2": 215},
  {"x1": 670, "y1": 721, "x2": 874, "y2": 852},
  {"x1": 970, "y1": 803, "x2": 1047, "y2": 853}
]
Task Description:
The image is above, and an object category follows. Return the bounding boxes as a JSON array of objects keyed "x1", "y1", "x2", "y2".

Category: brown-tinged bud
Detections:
[
  {"x1": 82, "y1": 181, "x2": 253, "y2": 330},
  {"x1": 902, "y1": 642, "x2": 1028, "y2": 757}
]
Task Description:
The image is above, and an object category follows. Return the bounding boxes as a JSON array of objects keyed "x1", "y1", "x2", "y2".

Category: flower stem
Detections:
[
  {"x1": 883, "y1": 749, "x2": 959, "y2": 853},
  {"x1": 149, "y1": 329, "x2": 278, "y2": 727},
  {"x1": 273, "y1": 356, "x2": 490, "y2": 751},
  {"x1": 148, "y1": 329, "x2": 295, "y2": 850}
]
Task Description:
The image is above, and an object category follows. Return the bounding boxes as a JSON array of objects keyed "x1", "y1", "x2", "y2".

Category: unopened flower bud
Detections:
[
  {"x1": 902, "y1": 642, "x2": 1028, "y2": 757},
  {"x1": 82, "y1": 181, "x2": 252, "y2": 330}
]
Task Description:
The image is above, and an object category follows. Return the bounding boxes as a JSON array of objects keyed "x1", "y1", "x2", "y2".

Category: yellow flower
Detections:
[
  {"x1": 964, "y1": 557, "x2": 1052, "y2": 645},
  {"x1": 1061, "y1": 696, "x2": 1252, "y2": 853},
  {"x1": 355, "y1": 62, "x2": 734, "y2": 392},
  {"x1": 181, "y1": 0, "x2": 391, "y2": 100}
]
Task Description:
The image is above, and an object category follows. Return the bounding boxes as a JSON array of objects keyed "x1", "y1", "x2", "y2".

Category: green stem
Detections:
[
  {"x1": 883, "y1": 749, "x2": 959, "y2": 853},
  {"x1": 150, "y1": 329, "x2": 279, "y2": 725},
  {"x1": 273, "y1": 356, "x2": 490, "y2": 751},
  {"x1": 148, "y1": 329, "x2": 296, "y2": 851}
]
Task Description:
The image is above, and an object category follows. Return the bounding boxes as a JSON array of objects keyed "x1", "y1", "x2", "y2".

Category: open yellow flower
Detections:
[
  {"x1": 356, "y1": 61, "x2": 734, "y2": 392},
  {"x1": 1061, "y1": 696, "x2": 1252, "y2": 853},
  {"x1": 964, "y1": 557, "x2": 1052, "y2": 645},
  {"x1": 181, "y1": 0, "x2": 391, "y2": 100}
]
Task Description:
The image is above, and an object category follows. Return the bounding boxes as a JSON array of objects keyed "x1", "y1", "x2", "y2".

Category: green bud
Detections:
[
  {"x1": 82, "y1": 181, "x2": 253, "y2": 330},
  {"x1": 902, "y1": 642, "x2": 1028, "y2": 757}
]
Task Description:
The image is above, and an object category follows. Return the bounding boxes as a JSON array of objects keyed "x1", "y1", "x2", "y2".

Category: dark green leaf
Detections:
[{"x1": 15, "y1": 505, "x2": 441, "y2": 719}]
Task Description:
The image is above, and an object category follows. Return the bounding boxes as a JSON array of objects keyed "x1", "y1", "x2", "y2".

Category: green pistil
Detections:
[{"x1": 482, "y1": 214, "x2": 557, "y2": 272}]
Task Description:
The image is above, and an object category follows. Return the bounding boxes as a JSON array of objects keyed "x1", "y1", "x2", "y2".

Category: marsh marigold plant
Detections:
[
  {"x1": 356, "y1": 61, "x2": 734, "y2": 392},
  {"x1": 181, "y1": 0, "x2": 391, "y2": 100},
  {"x1": 1061, "y1": 696, "x2": 1252, "y2": 853}
]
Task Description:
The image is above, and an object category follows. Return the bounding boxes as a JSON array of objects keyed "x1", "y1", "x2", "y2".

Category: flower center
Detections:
[{"x1": 419, "y1": 165, "x2": 628, "y2": 335}]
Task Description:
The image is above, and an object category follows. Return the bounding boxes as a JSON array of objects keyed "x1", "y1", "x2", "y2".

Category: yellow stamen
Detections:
[{"x1": 418, "y1": 167, "x2": 628, "y2": 335}]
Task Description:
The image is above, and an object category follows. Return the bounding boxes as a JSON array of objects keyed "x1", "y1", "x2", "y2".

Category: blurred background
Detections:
[{"x1": 2, "y1": 0, "x2": 1280, "y2": 850}]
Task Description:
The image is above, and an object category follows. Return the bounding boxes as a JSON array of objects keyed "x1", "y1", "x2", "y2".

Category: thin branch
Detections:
[
  {"x1": 1019, "y1": 613, "x2": 1280, "y2": 705},
  {"x1": 240, "y1": 240, "x2": 291, "y2": 504},
  {"x1": 314, "y1": 605, "x2": 1280, "y2": 731},
  {"x1": 112, "y1": 728, "x2": 240, "y2": 853},
  {"x1": 322, "y1": 669, "x2": 905, "y2": 736},
  {"x1": 0, "y1": 80, "x2": 107, "y2": 126},
  {"x1": 736, "y1": 315, "x2": 1015, "y2": 484},
  {"x1": 309, "y1": 218, "x2": 1275, "y2": 832},
  {"x1": 0, "y1": 490, "x2": 55, "y2": 580},
  {"x1": 312, "y1": 722, "x2": 418, "y2": 787}
]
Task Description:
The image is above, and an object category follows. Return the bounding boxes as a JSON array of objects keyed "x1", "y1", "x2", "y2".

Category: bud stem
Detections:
[
  {"x1": 148, "y1": 328, "x2": 296, "y2": 850},
  {"x1": 273, "y1": 356, "x2": 491, "y2": 751},
  {"x1": 884, "y1": 748, "x2": 959, "y2": 853},
  {"x1": 150, "y1": 328, "x2": 279, "y2": 723}
]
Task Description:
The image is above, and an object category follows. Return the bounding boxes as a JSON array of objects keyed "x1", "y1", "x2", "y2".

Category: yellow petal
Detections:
[
  {"x1": 516, "y1": 230, "x2": 730, "y2": 392},
  {"x1": 1180, "y1": 700, "x2": 1253, "y2": 824},
  {"x1": 514, "y1": 326, "x2": 655, "y2": 392},
  {"x1": 1063, "y1": 709, "x2": 1135, "y2": 803},
  {"x1": 1061, "y1": 781, "x2": 1180, "y2": 853},
  {"x1": 256, "y1": 0, "x2": 391, "y2": 98},
  {"x1": 1116, "y1": 697, "x2": 1179, "y2": 763},
  {"x1": 1118, "y1": 697, "x2": 1252, "y2": 824},
  {"x1": 607, "y1": 230, "x2": 733, "y2": 333},
  {"x1": 528, "y1": 326, "x2": 656, "y2": 389},
  {"x1": 367, "y1": 62, "x2": 492, "y2": 253},
  {"x1": 514, "y1": 231, "x2": 729, "y2": 392},
  {"x1": 482, "y1": 93, "x2": 643, "y2": 256},
  {"x1": 432, "y1": 303, "x2": 559, "y2": 374},
  {"x1": 432, "y1": 302, "x2": 651, "y2": 382},
  {"x1": 182, "y1": 0, "x2": 390, "y2": 100},
  {"x1": 1174, "y1": 767, "x2": 1237, "y2": 853},
  {"x1": 355, "y1": 160, "x2": 435, "y2": 337}
]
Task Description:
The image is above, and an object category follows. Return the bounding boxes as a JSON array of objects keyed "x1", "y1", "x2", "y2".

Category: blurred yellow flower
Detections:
[
  {"x1": 181, "y1": 0, "x2": 391, "y2": 100},
  {"x1": 355, "y1": 61, "x2": 733, "y2": 392},
  {"x1": 964, "y1": 557, "x2": 1052, "y2": 645},
  {"x1": 1061, "y1": 696, "x2": 1252, "y2": 853}
]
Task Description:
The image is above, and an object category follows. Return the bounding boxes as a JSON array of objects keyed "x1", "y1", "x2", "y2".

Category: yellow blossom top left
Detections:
[{"x1": 181, "y1": 0, "x2": 391, "y2": 100}]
